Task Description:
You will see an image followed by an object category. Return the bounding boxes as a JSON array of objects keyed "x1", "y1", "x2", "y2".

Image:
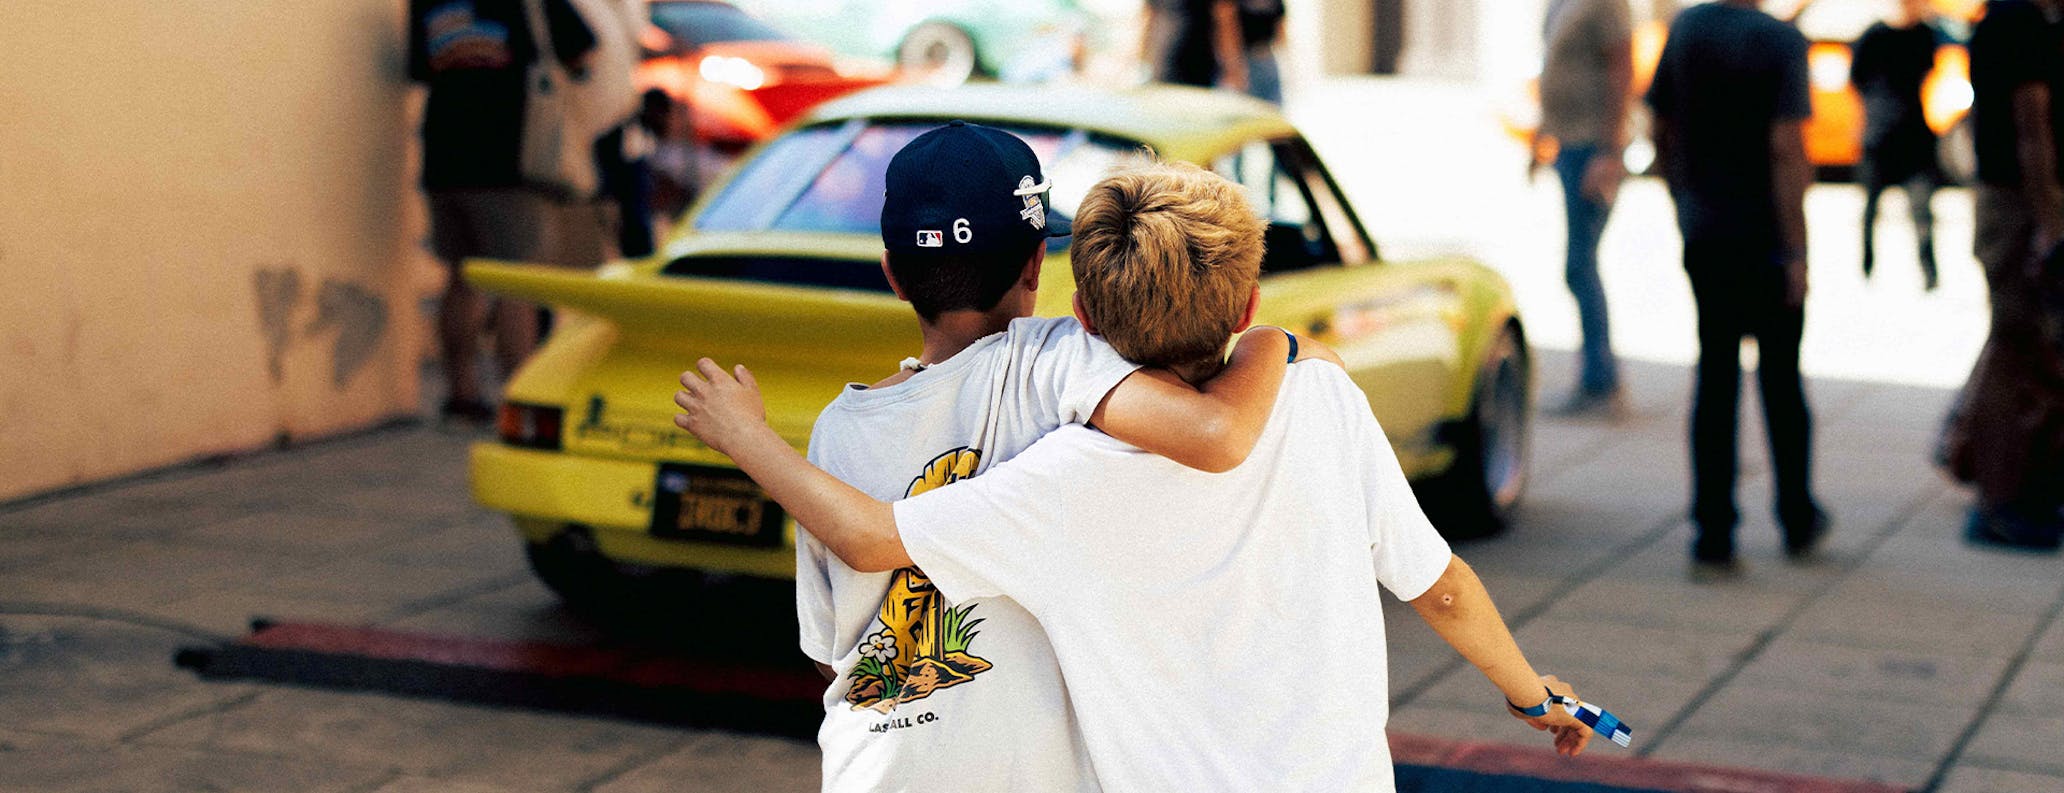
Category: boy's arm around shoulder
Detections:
[
  {"x1": 1090, "y1": 327, "x2": 1343, "y2": 473},
  {"x1": 1408, "y1": 555, "x2": 1595, "y2": 756},
  {"x1": 674, "y1": 360, "x2": 912, "y2": 573}
]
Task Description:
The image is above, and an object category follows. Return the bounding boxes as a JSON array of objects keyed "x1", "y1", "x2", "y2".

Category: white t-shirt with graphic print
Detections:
[
  {"x1": 894, "y1": 362, "x2": 1456, "y2": 793},
  {"x1": 798, "y1": 315, "x2": 1138, "y2": 793}
]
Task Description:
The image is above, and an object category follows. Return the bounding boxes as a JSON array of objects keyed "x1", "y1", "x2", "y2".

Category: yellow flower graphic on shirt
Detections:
[{"x1": 845, "y1": 447, "x2": 993, "y2": 713}]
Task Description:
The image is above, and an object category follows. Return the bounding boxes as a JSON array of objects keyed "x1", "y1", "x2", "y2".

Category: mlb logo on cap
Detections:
[{"x1": 881, "y1": 120, "x2": 1071, "y2": 260}]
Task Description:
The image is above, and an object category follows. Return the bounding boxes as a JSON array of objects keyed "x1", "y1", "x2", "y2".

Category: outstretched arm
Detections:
[
  {"x1": 673, "y1": 360, "x2": 911, "y2": 572},
  {"x1": 1409, "y1": 555, "x2": 1595, "y2": 756},
  {"x1": 1211, "y1": 0, "x2": 1248, "y2": 93},
  {"x1": 1094, "y1": 327, "x2": 1342, "y2": 473}
]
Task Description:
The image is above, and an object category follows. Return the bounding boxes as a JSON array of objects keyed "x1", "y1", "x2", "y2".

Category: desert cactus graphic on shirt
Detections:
[{"x1": 845, "y1": 447, "x2": 994, "y2": 713}]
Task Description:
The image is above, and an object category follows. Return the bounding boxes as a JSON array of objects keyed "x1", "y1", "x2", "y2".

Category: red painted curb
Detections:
[
  {"x1": 235, "y1": 622, "x2": 1912, "y2": 793},
  {"x1": 1390, "y1": 733, "x2": 1911, "y2": 793}
]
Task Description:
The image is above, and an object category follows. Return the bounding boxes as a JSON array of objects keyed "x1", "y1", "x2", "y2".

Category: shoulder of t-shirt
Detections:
[
  {"x1": 1003, "y1": 314, "x2": 1085, "y2": 344},
  {"x1": 995, "y1": 423, "x2": 1129, "y2": 476},
  {"x1": 1282, "y1": 363, "x2": 1378, "y2": 433},
  {"x1": 808, "y1": 388, "x2": 866, "y2": 431},
  {"x1": 1760, "y1": 13, "x2": 1808, "y2": 49},
  {"x1": 802, "y1": 407, "x2": 863, "y2": 476}
]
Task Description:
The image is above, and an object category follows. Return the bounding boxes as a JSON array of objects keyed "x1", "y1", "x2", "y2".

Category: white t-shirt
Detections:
[
  {"x1": 895, "y1": 363, "x2": 1455, "y2": 793},
  {"x1": 799, "y1": 315, "x2": 1139, "y2": 793}
]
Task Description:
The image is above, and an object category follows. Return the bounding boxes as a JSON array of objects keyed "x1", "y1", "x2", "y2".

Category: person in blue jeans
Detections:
[
  {"x1": 1648, "y1": 0, "x2": 1829, "y2": 578},
  {"x1": 1534, "y1": 0, "x2": 1634, "y2": 418}
]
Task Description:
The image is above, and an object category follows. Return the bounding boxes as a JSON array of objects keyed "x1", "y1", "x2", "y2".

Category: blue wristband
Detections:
[{"x1": 1508, "y1": 686, "x2": 1634, "y2": 748}]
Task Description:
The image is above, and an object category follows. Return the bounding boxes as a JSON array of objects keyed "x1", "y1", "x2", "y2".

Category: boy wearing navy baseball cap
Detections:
[
  {"x1": 681, "y1": 122, "x2": 1327, "y2": 791},
  {"x1": 877, "y1": 120, "x2": 1071, "y2": 323}
]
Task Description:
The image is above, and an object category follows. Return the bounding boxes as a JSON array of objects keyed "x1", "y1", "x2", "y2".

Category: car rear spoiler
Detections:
[{"x1": 464, "y1": 259, "x2": 917, "y2": 361}]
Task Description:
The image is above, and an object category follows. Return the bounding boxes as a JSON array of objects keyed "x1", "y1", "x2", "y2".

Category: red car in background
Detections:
[{"x1": 637, "y1": 0, "x2": 894, "y2": 213}]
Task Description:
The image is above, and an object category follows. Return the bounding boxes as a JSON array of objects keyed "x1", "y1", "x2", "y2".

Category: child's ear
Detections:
[
  {"x1": 1019, "y1": 244, "x2": 1045, "y2": 293},
  {"x1": 1231, "y1": 285, "x2": 1261, "y2": 333},
  {"x1": 881, "y1": 253, "x2": 911, "y2": 303},
  {"x1": 1072, "y1": 292, "x2": 1099, "y2": 335}
]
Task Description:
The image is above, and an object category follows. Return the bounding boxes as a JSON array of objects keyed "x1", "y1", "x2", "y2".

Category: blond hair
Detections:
[{"x1": 1068, "y1": 160, "x2": 1263, "y2": 368}]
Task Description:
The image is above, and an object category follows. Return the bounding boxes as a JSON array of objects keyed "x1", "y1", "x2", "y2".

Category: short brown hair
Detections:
[
  {"x1": 886, "y1": 236, "x2": 1042, "y2": 323},
  {"x1": 1068, "y1": 161, "x2": 1263, "y2": 368}
]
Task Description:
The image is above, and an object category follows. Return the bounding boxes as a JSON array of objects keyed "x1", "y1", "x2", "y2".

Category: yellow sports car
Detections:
[{"x1": 468, "y1": 85, "x2": 1532, "y2": 610}]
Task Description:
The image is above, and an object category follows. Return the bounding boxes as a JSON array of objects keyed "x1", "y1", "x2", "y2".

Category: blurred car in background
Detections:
[
  {"x1": 729, "y1": 0, "x2": 1089, "y2": 86},
  {"x1": 636, "y1": 0, "x2": 894, "y2": 212},
  {"x1": 466, "y1": 85, "x2": 1534, "y2": 612},
  {"x1": 1503, "y1": 0, "x2": 1982, "y2": 182}
]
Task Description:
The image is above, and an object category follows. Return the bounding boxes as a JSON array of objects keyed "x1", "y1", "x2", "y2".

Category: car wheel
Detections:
[
  {"x1": 1939, "y1": 116, "x2": 1976, "y2": 187},
  {"x1": 525, "y1": 529, "x2": 636, "y2": 617},
  {"x1": 897, "y1": 22, "x2": 979, "y2": 86},
  {"x1": 1418, "y1": 324, "x2": 1531, "y2": 540}
]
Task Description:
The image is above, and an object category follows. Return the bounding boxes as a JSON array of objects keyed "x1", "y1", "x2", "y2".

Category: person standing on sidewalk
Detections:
[
  {"x1": 407, "y1": 0, "x2": 595, "y2": 422},
  {"x1": 1146, "y1": 0, "x2": 1282, "y2": 103},
  {"x1": 1939, "y1": 0, "x2": 2064, "y2": 550},
  {"x1": 1144, "y1": 0, "x2": 1217, "y2": 88},
  {"x1": 1535, "y1": 0, "x2": 1635, "y2": 418},
  {"x1": 1850, "y1": 0, "x2": 1945, "y2": 290},
  {"x1": 1647, "y1": 0, "x2": 1827, "y2": 578},
  {"x1": 1221, "y1": 0, "x2": 1288, "y2": 104}
]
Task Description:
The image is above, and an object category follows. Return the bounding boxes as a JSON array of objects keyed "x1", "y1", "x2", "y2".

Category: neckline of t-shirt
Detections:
[{"x1": 830, "y1": 331, "x2": 1009, "y2": 409}]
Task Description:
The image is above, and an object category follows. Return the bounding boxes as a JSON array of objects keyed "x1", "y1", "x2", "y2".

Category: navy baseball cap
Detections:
[{"x1": 881, "y1": 121, "x2": 1069, "y2": 260}]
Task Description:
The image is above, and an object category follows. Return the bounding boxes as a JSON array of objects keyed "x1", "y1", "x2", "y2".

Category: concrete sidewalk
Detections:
[{"x1": 2, "y1": 349, "x2": 2059, "y2": 793}]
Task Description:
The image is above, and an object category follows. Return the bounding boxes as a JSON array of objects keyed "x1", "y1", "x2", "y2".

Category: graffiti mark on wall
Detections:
[
  {"x1": 253, "y1": 266, "x2": 389, "y2": 389},
  {"x1": 256, "y1": 267, "x2": 302, "y2": 383},
  {"x1": 309, "y1": 281, "x2": 387, "y2": 388}
]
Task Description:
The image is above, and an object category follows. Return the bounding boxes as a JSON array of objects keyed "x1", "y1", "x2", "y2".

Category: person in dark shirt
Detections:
[
  {"x1": 1145, "y1": 0, "x2": 1282, "y2": 101},
  {"x1": 1646, "y1": 0, "x2": 1826, "y2": 579},
  {"x1": 1849, "y1": 0, "x2": 1944, "y2": 289},
  {"x1": 1939, "y1": 0, "x2": 2064, "y2": 550},
  {"x1": 1146, "y1": 0, "x2": 1219, "y2": 88},
  {"x1": 407, "y1": 0, "x2": 595, "y2": 422}
]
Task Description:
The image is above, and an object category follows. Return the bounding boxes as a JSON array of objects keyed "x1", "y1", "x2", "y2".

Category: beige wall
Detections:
[
  {"x1": 0, "y1": 1, "x2": 432, "y2": 500},
  {"x1": 1286, "y1": 0, "x2": 1373, "y2": 78}
]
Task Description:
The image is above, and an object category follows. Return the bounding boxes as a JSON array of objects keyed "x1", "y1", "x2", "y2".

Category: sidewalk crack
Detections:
[
  {"x1": 1635, "y1": 485, "x2": 1946, "y2": 756},
  {"x1": 1915, "y1": 577, "x2": 2064, "y2": 793}
]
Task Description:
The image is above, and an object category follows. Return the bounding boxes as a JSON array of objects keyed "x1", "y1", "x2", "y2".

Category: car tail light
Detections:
[
  {"x1": 699, "y1": 55, "x2": 766, "y2": 90},
  {"x1": 498, "y1": 402, "x2": 564, "y2": 450}
]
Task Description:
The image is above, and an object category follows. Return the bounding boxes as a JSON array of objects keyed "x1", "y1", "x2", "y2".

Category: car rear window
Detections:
[
  {"x1": 694, "y1": 119, "x2": 1142, "y2": 242},
  {"x1": 649, "y1": 1, "x2": 787, "y2": 51}
]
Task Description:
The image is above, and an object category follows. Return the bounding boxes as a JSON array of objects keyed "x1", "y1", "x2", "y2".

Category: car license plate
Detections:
[{"x1": 649, "y1": 464, "x2": 784, "y2": 547}]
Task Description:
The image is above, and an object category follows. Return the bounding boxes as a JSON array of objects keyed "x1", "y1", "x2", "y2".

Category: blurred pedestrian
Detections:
[
  {"x1": 1939, "y1": 0, "x2": 2064, "y2": 551},
  {"x1": 1221, "y1": 0, "x2": 1287, "y2": 104},
  {"x1": 1850, "y1": 0, "x2": 1944, "y2": 289},
  {"x1": 1535, "y1": 0, "x2": 1635, "y2": 418},
  {"x1": 549, "y1": 0, "x2": 650, "y2": 271},
  {"x1": 1647, "y1": 0, "x2": 1826, "y2": 578},
  {"x1": 1144, "y1": 0, "x2": 1217, "y2": 88},
  {"x1": 1144, "y1": 0, "x2": 1280, "y2": 102},
  {"x1": 407, "y1": 0, "x2": 596, "y2": 422}
]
